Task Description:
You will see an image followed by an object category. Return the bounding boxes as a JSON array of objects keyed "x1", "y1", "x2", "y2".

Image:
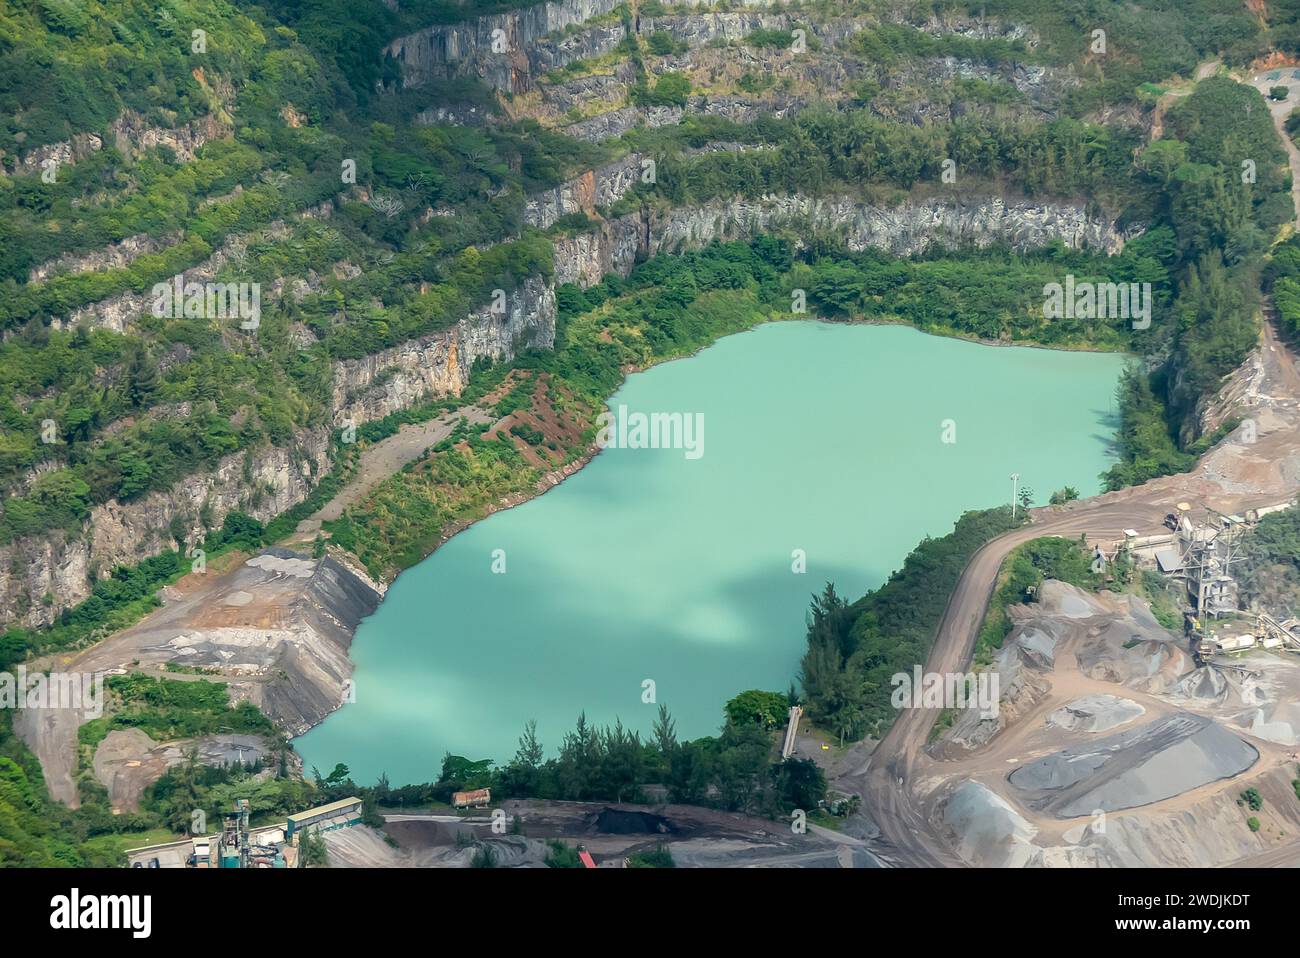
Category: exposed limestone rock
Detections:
[
  {"x1": 385, "y1": 0, "x2": 625, "y2": 93},
  {"x1": 882, "y1": 58, "x2": 1077, "y2": 120},
  {"x1": 546, "y1": 191, "x2": 1125, "y2": 295},
  {"x1": 28, "y1": 233, "x2": 180, "y2": 284},
  {"x1": 552, "y1": 215, "x2": 642, "y2": 287},
  {"x1": 0, "y1": 429, "x2": 331, "y2": 629},
  {"x1": 636, "y1": 12, "x2": 868, "y2": 51},
  {"x1": 108, "y1": 111, "x2": 228, "y2": 164},
  {"x1": 384, "y1": 0, "x2": 1035, "y2": 99},
  {"x1": 540, "y1": 70, "x2": 632, "y2": 115},
  {"x1": 562, "y1": 106, "x2": 646, "y2": 141},
  {"x1": 640, "y1": 11, "x2": 801, "y2": 46},
  {"x1": 901, "y1": 12, "x2": 1038, "y2": 47},
  {"x1": 4, "y1": 110, "x2": 230, "y2": 176},
  {"x1": 331, "y1": 275, "x2": 556, "y2": 427},
  {"x1": 647, "y1": 195, "x2": 1129, "y2": 257},
  {"x1": 52, "y1": 215, "x2": 317, "y2": 333},
  {"x1": 524, "y1": 152, "x2": 643, "y2": 228},
  {"x1": 3, "y1": 130, "x2": 106, "y2": 177},
  {"x1": 414, "y1": 102, "x2": 499, "y2": 126},
  {"x1": 529, "y1": 20, "x2": 628, "y2": 82}
]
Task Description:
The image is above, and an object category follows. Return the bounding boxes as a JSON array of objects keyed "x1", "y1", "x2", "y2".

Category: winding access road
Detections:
[{"x1": 847, "y1": 315, "x2": 1300, "y2": 867}]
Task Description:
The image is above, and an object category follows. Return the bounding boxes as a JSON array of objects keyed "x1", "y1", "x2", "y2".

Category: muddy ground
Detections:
[{"x1": 323, "y1": 800, "x2": 879, "y2": 868}]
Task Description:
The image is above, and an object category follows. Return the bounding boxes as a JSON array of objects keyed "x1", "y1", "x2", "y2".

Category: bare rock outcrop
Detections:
[
  {"x1": 647, "y1": 195, "x2": 1129, "y2": 257},
  {"x1": 385, "y1": 0, "x2": 625, "y2": 93},
  {"x1": 331, "y1": 274, "x2": 556, "y2": 427},
  {"x1": 4, "y1": 110, "x2": 229, "y2": 176},
  {"x1": 524, "y1": 153, "x2": 644, "y2": 229},
  {"x1": 0, "y1": 429, "x2": 331, "y2": 628}
]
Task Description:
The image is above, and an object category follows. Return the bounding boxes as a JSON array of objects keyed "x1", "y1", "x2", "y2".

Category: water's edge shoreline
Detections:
[{"x1": 292, "y1": 318, "x2": 1130, "y2": 775}]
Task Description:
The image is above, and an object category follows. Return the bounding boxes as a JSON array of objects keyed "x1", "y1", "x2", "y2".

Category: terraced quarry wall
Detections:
[
  {"x1": 0, "y1": 1, "x2": 1130, "y2": 631},
  {"x1": 0, "y1": 429, "x2": 331, "y2": 629}
]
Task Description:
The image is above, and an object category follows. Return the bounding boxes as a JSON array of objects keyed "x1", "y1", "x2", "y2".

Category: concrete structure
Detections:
[
  {"x1": 781, "y1": 705, "x2": 803, "y2": 759},
  {"x1": 220, "y1": 799, "x2": 251, "y2": 868},
  {"x1": 1246, "y1": 501, "x2": 1294, "y2": 522},
  {"x1": 126, "y1": 820, "x2": 295, "y2": 869}
]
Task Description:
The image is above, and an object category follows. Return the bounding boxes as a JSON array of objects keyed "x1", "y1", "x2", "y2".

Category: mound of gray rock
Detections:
[
  {"x1": 1047, "y1": 694, "x2": 1145, "y2": 733},
  {"x1": 1009, "y1": 712, "x2": 1258, "y2": 818}
]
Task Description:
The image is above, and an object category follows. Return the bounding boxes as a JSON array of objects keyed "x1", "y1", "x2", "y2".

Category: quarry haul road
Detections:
[
  {"x1": 844, "y1": 317, "x2": 1300, "y2": 867},
  {"x1": 846, "y1": 504, "x2": 1166, "y2": 867}
]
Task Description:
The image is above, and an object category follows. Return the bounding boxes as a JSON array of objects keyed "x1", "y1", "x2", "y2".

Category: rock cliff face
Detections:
[
  {"x1": 384, "y1": 0, "x2": 1041, "y2": 116},
  {"x1": 882, "y1": 58, "x2": 1076, "y2": 120},
  {"x1": 0, "y1": 430, "x2": 331, "y2": 629},
  {"x1": 646, "y1": 195, "x2": 1128, "y2": 257},
  {"x1": 524, "y1": 153, "x2": 644, "y2": 229},
  {"x1": 552, "y1": 216, "x2": 643, "y2": 287},
  {"x1": 386, "y1": 6, "x2": 833, "y2": 95},
  {"x1": 545, "y1": 194, "x2": 1128, "y2": 293},
  {"x1": 385, "y1": 0, "x2": 624, "y2": 93},
  {"x1": 3, "y1": 110, "x2": 229, "y2": 176},
  {"x1": 52, "y1": 211, "x2": 322, "y2": 333},
  {"x1": 54, "y1": 228, "x2": 265, "y2": 333},
  {"x1": 28, "y1": 233, "x2": 179, "y2": 285},
  {"x1": 638, "y1": 12, "x2": 865, "y2": 48},
  {"x1": 331, "y1": 274, "x2": 556, "y2": 427}
]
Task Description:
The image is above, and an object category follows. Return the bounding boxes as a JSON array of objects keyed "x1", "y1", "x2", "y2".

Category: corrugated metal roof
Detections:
[
  {"x1": 452, "y1": 788, "x2": 491, "y2": 806},
  {"x1": 287, "y1": 797, "x2": 363, "y2": 824}
]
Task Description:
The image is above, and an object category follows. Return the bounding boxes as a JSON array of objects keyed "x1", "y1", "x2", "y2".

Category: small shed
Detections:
[{"x1": 452, "y1": 788, "x2": 491, "y2": 809}]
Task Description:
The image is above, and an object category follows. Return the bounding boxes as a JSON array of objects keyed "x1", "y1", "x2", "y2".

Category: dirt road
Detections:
[
  {"x1": 848, "y1": 504, "x2": 1168, "y2": 865},
  {"x1": 289, "y1": 404, "x2": 498, "y2": 546},
  {"x1": 1227, "y1": 838, "x2": 1300, "y2": 867},
  {"x1": 1248, "y1": 68, "x2": 1300, "y2": 224}
]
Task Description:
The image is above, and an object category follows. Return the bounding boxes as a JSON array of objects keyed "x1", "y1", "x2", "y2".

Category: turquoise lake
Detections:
[{"x1": 295, "y1": 321, "x2": 1126, "y2": 784}]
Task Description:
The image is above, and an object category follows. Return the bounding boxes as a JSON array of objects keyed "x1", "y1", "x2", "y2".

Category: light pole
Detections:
[{"x1": 1010, "y1": 473, "x2": 1020, "y2": 518}]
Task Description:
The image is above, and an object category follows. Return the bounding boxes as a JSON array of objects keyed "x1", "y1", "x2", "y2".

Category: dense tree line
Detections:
[
  {"x1": 642, "y1": 110, "x2": 1145, "y2": 209},
  {"x1": 1268, "y1": 235, "x2": 1300, "y2": 338},
  {"x1": 347, "y1": 698, "x2": 828, "y2": 819},
  {"x1": 1101, "y1": 77, "x2": 1287, "y2": 482},
  {"x1": 1238, "y1": 504, "x2": 1300, "y2": 614},
  {"x1": 799, "y1": 508, "x2": 1023, "y2": 741}
]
